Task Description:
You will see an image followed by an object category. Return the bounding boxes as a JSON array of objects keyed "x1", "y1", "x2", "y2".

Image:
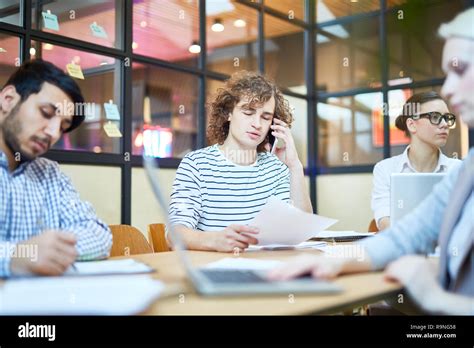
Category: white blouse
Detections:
[{"x1": 371, "y1": 146, "x2": 462, "y2": 229}]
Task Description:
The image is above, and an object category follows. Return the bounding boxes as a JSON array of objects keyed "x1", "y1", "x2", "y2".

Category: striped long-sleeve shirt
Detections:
[
  {"x1": 0, "y1": 150, "x2": 112, "y2": 277},
  {"x1": 169, "y1": 144, "x2": 290, "y2": 231}
]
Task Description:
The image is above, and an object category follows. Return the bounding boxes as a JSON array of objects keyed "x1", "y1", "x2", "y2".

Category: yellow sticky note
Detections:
[
  {"x1": 66, "y1": 63, "x2": 84, "y2": 80},
  {"x1": 103, "y1": 122, "x2": 122, "y2": 138}
]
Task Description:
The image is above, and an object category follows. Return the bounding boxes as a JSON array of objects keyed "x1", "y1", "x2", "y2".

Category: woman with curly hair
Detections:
[{"x1": 168, "y1": 71, "x2": 311, "y2": 252}]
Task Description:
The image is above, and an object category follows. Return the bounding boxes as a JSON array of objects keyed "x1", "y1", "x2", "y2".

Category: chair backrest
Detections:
[
  {"x1": 368, "y1": 219, "x2": 379, "y2": 233},
  {"x1": 109, "y1": 224, "x2": 153, "y2": 257},
  {"x1": 147, "y1": 223, "x2": 170, "y2": 253}
]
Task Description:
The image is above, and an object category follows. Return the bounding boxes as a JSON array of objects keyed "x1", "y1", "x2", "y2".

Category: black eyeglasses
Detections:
[{"x1": 411, "y1": 112, "x2": 456, "y2": 127}]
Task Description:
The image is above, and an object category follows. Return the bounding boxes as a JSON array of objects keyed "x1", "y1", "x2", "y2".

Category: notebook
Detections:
[{"x1": 64, "y1": 259, "x2": 154, "y2": 276}]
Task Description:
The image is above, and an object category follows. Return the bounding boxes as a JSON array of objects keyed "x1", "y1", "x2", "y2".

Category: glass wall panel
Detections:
[
  {"x1": 206, "y1": 0, "x2": 258, "y2": 75},
  {"x1": 31, "y1": 40, "x2": 121, "y2": 154},
  {"x1": 132, "y1": 63, "x2": 199, "y2": 158},
  {"x1": 32, "y1": 0, "x2": 122, "y2": 49},
  {"x1": 133, "y1": 0, "x2": 199, "y2": 67},
  {"x1": 318, "y1": 92, "x2": 384, "y2": 166}
]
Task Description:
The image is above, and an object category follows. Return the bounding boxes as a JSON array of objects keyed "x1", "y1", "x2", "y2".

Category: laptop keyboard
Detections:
[{"x1": 200, "y1": 269, "x2": 266, "y2": 283}]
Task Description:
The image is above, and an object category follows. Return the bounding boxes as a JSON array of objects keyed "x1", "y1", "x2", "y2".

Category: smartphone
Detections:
[{"x1": 269, "y1": 119, "x2": 283, "y2": 154}]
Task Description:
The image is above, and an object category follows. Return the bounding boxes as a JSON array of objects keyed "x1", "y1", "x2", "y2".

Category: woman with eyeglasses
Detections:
[{"x1": 371, "y1": 91, "x2": 462, "y2": 231}]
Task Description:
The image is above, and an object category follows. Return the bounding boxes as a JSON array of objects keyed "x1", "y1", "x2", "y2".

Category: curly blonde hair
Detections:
[{"x1": 207, "y1": 71, "x2": 293, "y2": 152}]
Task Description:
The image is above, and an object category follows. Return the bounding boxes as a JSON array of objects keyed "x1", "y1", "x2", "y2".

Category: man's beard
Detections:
[{"x1": 1, "y1": 103, "x2": 41, "y2": 163}]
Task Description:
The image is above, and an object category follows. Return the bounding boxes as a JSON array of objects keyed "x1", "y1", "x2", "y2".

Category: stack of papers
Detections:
[
  {"x1": 249, "y1": 197, "x2": 337, "y2": 246},
  {"x1": 64, "y1": 259, "x2": 154, "y2": 276},
  {"x1": 0, "y1": 275, "x2": 163, "y2": 315},
  {"x1": 246, "y1": 240, "x2": 327, "y2": 251},
  {"x1": 313, "y1": 231, "x2": 375, "y2": 241}
]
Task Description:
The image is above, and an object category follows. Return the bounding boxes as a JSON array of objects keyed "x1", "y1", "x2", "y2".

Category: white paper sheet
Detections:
[
  {"x1": 64, "y1": 259, "x2": 154, "y2": 276},
  {"x1": 249, "y1": 197, "x2": 337, "y2": 246},
  {"x1": 203, "y1": 258, "x2": 283, "y2": 271},
  {"x1": 0, "y1": 275, "x2": 163, "y2": 315}
]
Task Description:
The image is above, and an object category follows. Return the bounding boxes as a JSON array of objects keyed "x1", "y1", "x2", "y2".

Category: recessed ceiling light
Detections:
[
  {"x1": 233, "y1": 19, "x2": 246, "y2": 28},
  {"x1": 44, "y1": 43, "x2": 54, "y2": 50},
  {"x1": 140, "y1": 20, "x2": 147, "y2": 28},
  {"x1": 0, "y1": 47, "x2": 6, "y2": 53},
  {"x1": 189, "y1": 41, "x2": 201, "y2": 54},
  {"x1": 132, "y1": 41, "x2": 138, "y2": 49},
  {"x1": 29, "y1": 47, "x2": 36, "y2": 56},
  {"x1": 211, "y1": 18, "x2": 224, "y2": 32}
]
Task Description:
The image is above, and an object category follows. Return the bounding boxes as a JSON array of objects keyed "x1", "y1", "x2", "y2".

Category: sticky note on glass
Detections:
[
  {"x1": 90, "y1": 22, "x2": 108, "y2": 39},
  {"x1": 42, "y1": 11, "x2": 59, "y2": 31},
  {"x1": 104, "y1": 102, "x2": 120, "y2": 120},
  {"x1": 66, "y1": 63, "x2": 84, "y2": 80},
  {"x1": 104, "y1": 122, "x2": 122, "y2": 138}
]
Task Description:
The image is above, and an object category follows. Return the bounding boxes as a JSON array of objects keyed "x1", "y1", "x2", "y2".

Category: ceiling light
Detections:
[
  {"x1": 189, "y1": 41, "x2": 201, "y2": 54},
  {"x1": 0, "y1": 47, "x2": 6, "y2": 53},
  {"x1": 44, "y1": 43, "x2": 54, "y2": 50},
  {"x1": 132, "y1": 41, "x2": 138, "y2": 49},
  {"x1": 29, "y1": 47, "x2": 36, "y2": 56},
  {"x1": 233, "y1": 19, "x2": 246, "y2": 28},
  {"x1": 140, "y1": 20, "x2": 147, "y2": 28},
  {"x1": 211, "y1": 18, "x2": 224, "y2": 32}
]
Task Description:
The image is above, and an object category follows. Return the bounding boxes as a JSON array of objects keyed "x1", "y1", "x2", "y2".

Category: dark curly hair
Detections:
[{"x1": 207, "y1": 71, "x2": 293, "y2": 152}]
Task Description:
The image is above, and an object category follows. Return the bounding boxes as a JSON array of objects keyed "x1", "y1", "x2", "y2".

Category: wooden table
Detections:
[{"x1": 120, "y1": 249, "x2": 402, "y2": 315}]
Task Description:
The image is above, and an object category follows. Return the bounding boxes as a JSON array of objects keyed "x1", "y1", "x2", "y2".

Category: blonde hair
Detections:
[{"x1": 438, "y1": 8, "x2": 474, "y2": 40}]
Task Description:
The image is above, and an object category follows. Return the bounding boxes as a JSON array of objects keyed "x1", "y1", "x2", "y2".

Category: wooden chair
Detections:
[
  {"x1": 368, "y1": 219, "x2": 379, "y2": 233},
  {"x1": 109, "y1": 224, "x2": 153, "y2": 257},
  {"x1": 147, "y1": 223, "x2": 171, "y2": 253}
]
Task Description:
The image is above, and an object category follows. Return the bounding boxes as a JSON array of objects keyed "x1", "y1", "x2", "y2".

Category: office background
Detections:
[{"x1": 0, "y1": 0, "x2": 473, "y2": 234}]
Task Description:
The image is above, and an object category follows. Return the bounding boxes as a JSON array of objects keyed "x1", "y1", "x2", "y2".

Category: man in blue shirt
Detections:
[{"x1": 0, "y1": 60, "x2": 112, "y2": 277}]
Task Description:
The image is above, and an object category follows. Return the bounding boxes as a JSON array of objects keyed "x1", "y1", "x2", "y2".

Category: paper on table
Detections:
[
  {"x1": 316, "y1": 231, "x2": 375, "y2": 238},
  {"x1": 64, "y1": 259, "x2": 154, "y2": 276},
  {"x1": 249, "y1": 197, "x2": 337, "y2": 246},
  {"x1": 246, "y1": 240, "x2": 327, "y2": 251},
  {"x1": 0, "y1": 275, "x2": 163, "y2": 315},
  {"x1": 203, "y1": 258, "x2": 283, "y2": 271}
]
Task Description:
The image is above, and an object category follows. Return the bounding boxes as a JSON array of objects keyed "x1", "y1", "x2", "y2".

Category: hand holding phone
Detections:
[{"x1": 269, "y1": 119, "x2": 283, "y2": 154}]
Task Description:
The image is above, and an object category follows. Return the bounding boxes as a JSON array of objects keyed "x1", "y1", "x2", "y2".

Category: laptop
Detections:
[
  {"x1": 390, "y1": 173, "x2": 445, "y2": 224},
  {"x1": 142, "y1": 154, "x2": 342, "y2": 296}
]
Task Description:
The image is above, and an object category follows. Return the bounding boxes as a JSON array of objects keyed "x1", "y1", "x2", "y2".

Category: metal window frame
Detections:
[{"x1": 0, "y1": 0, "x2": 470, "y2": 221}]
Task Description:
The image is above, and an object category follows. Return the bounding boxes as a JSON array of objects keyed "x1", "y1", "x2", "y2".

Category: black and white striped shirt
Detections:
[{"x1": 169, "y1": 144, "x2": 290, "y2": 231}]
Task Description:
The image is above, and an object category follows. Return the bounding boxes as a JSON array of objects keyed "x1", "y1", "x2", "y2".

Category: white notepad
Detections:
[
  {"x1": 64, "y1": 259, "x2": 154, "y2": 276},
  {"x1": 0, "y1": 275, "x2": 163, "y2": 315}
]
